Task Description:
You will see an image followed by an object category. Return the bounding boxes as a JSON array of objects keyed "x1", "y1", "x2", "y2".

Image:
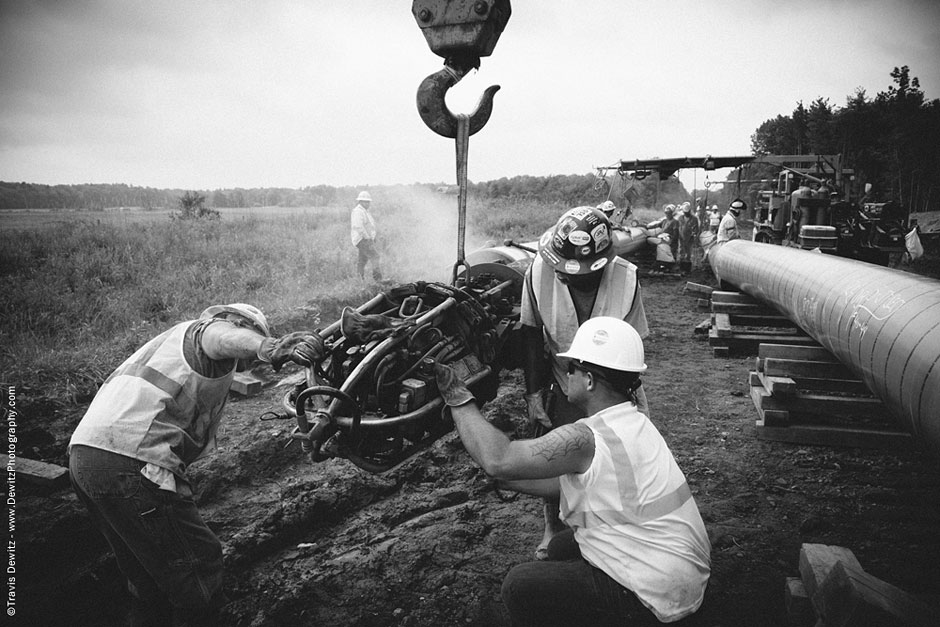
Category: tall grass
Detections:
[{"x1": 0, "y1": 192, "x2": 571, "y2": 404}]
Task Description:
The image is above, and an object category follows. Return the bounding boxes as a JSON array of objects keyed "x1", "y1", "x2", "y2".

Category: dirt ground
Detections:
[{"x1": 13, "y1": 262, "x2": 940, "y2": 627}]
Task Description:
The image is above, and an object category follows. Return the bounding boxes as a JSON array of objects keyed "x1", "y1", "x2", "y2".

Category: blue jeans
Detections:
[
  {"x1": 501, "y1": 530, "x2": 652, "y2": 627},
  {"x1": 69, "y1": 445, "x2": 224, "y2": 620}
]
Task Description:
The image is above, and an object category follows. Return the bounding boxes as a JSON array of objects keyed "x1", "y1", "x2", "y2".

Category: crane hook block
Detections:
[{"x1": 412, "y1": 0, "x2": 512, "y2": 71}]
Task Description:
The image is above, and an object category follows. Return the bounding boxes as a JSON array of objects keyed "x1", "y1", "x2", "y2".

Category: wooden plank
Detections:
[
  {"x1": 793, "y1": 378, "x2": 873, "y2": 396},
  {"x1": 785, "y1": 577, "x2": 815, "y2": 626},
  {"x1": 711, "y1": 290, "x2": 758, "y2": 304},
  {"x1": 710, "y1": 330, "x2": 819, "y2": 351},
  {"x1": 755, "y1": 424, "x2": 912, "y2": 450},
  {"x1": 813, "y1": 560, "x2": 939, "y2": 627},
  {"x1": 757, "y1": 371, "x2": 798, "y2": 396},
  {"x1": 750, "y1": 385, "x2": 790, "y2": 426},
  {"x1": 696, "y1": 298, "x2": 711, "y2": 310},
  {"x1": 231, "y1": 372, "x2": 263, "y2": 396},
  {"x1": 757, "y1": 391, "x2": 886, "y2": 420},
  {"x1": 714, "y1": 312, "x2": 733, "y2": 337},
  {"x1": 711, "y1": 301, "x2": 778, "y2": 315},
  {"x1": 683, "y1": 282, "x2": 714, "y2": 297},
  {"x1": 798, "y1": 544, "x2": 863, "y2": 602},
  {"x1": 712, "y1": 345, "x2": 730, "y2": 358},
  {"x1": 16, "y1": 457, "x2": 69, "y2": 489},
  {"x1": 729, "y1": 314, "x2": 794, "y2": 328},
  {"x1": 764, "y1": 358, "x2": 856, "y2": 381},
  {"x1": 759, "y1": 343, "x2": 837, "y2": 362},
  {"x1": 693, "y1": 319, "x2": 712, "y2": 335}
]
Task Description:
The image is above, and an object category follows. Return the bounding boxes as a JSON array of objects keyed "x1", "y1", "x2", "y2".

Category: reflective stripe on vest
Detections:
[
  {"x1": 564, "y1": 414, "x2": 692, "y2": 528},
  {"x1": 70, "y1": 321, "x2": 235, "y2": 475}
]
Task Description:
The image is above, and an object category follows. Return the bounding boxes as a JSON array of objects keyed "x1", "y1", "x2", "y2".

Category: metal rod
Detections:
[{"x1": 710, "y1": 240, "x2": 940, "y2": 456}]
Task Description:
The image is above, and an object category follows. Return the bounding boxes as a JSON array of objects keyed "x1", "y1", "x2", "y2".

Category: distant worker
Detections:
[
  {"x1": 435, "y1": 317, "x2": 711, "y2": 626},
  {"x1": 350, "y1": 190, "x2": 383, "y2": 281},
  {"x1": 69, "y1": 304, "x2": 325, "y2": 627},
  {"x1": 646, "y1": 205, "x2": 680, "y2": 272},
  {"x1": 677, "y1": 202, "x2": 701, "y2": 273},
  {"x1": 596, "y1": 200, "x2": 626, "y2": 229},
  {"x1": 716, "y1": 198, "x2": 746, "y2": 244},
  {"x1": 708, "y1": 204, "x2": 721, "y2": 233},
  {"x1": 521, "y1": 206, "x2": 650, "y2": 561}
]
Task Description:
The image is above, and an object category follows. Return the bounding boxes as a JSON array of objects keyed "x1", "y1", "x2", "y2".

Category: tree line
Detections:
[
  {"x1": 2, "y1": 66, "x2": 936, "y2": 213},
  {"x1": 749, "y1": 66, "x2": 939, "y2": 212}
]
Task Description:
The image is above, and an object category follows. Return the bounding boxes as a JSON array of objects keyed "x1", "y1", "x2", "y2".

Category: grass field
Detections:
[{"x1": 0, "y1": 191, "x2": 590, "y2": 404}]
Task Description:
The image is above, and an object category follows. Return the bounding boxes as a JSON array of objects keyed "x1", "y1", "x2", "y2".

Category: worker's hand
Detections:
[
  {"x1": 434, "y1": 363, "x2": 475, "y2": 407},
  {"x1": 258, "y1": 332, "x2": 326, "y2": 372},
  {"x1": 524, "y1": 391, "x2": 552, "y2": 432}
]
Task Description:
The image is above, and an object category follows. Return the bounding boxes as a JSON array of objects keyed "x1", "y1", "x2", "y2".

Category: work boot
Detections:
[{"x1": 433, "y1": 364, "x2": 475, "y2": 407}]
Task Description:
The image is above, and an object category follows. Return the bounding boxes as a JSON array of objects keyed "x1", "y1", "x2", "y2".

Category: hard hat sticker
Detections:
[
  {"x1": 580, "y1": 246, "x2": 592, "y2": 257},
  {"x1": 564, "y1": 260, "x2": 581, "y2": 273},
  {"x1": 568, "y1": 230, "x2": 590, "y2": 246},
  {"x1": 591, "y1": 224, "x2": 610, "y2": 251},
  {"x1": 592, "y1": 330, "x2": 609, "y2": 345},
  {"x1": 590, "y1": 257, "x2": 609, "y2": 271}
]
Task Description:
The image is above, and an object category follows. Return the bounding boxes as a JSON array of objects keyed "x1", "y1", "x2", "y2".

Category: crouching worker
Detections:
[
  {"x1": 435, "y1": 317, "x2": 710, "y2": 626},
  {"x1": 68, "y1": 303, "x2": 325, "y2": 627}
]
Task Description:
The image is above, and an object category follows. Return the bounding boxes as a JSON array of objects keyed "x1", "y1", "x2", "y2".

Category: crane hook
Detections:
[{"x1": 416, "y1": 61, "x2": 500, "y2": 139}]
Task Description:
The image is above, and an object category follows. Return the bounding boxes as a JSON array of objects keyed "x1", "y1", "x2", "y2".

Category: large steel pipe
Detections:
[{"x1": 710, "y1": 240, "x2": 940, "y2": 456}]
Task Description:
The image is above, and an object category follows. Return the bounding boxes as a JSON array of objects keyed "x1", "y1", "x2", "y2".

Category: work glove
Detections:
[
  {"x1": 524, "y1": 390, "x2": 553, "y2": 432},
  {"x1": 433, "y1": 363, "x2": 475, "y2": 407},
  {"x1": 257, "y1": 331, "x2": 326, "y2": 373},
  {"x1": 340, "y1": 306, "x2": 403, "y2": 344}
]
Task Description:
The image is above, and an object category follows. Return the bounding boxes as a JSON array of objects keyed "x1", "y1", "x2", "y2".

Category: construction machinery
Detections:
[{"x1": 607, "y1": 154, "x2": 910, "y2": 265}]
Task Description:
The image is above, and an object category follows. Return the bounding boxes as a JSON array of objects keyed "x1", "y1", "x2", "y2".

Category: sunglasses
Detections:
[{"x1": 566, "y1": 360, "x2": 609, "y2": 383}]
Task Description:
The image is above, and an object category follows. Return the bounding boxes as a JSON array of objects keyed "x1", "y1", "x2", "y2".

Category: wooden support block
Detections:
[
  {"x1": 711, "y1": 301, "x2": 778, "y2": 315},
  {"x1": 756, "y1": 372, "x2": 798, "y2": 396},
  {"x1": 16, "y1": 457, "x2": 69, "y2": 490},
  {"x1": 730, "y1": 314, "x2": 795, "y2": 328},
  {"x1": 799, "y1": 544, "x2": 863, "y2": 602},
  {"x1": 750, "y1": 385, "x2": 790, "y2": 426},
  {"x1": 711, "y1": 290, "x2": 758, "y2": 304},
  {"x1": 683, "y1": 282, "x2": 714, "y2": 297},
  {"x1": 759, "y1": 343, "x2": 836, "y2": 362},
  {"x1": 756, "y1": 424, "x2": 912, "y2": 450},
  {"x1": 696, "y1": 298, "x2": 711, "y2": 310},
  {"x1": 813, "y1": 560, "x2": 939, "y2": 627},
  {"x1": 693, "y1": 319, "x2": 712, "y2": 335},
  {"x1": 785, "y1": 577, "x2": 815, "y2": 626},
  {"x1": 231, "y1": 372, "x2": 263, "y2": 396},
  {"x1": 712, "y1": 346, "x2": 730, "y2": 358},
  {"x1": 763, "y1": 358, "x2": 856, "y2": 381},
  {"x1": 758, "y1": 391, "x2": 886, "y2": 419},
  {"x1": 714, "y1": 312, "x2": 733, "y2": 337}
]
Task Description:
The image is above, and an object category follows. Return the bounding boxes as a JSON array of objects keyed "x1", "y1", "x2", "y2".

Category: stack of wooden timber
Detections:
[
  {"x1": 692, "y1": 286, "x2": 818, "y2": 357},
  {"x1": 750, "y1": 343, "x2": 911, "y2": 450},
  {"x1": 786, "y1": 543, "x2": 937, "y2": 626}
]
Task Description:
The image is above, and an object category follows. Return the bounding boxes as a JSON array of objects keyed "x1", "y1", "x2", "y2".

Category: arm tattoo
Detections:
[{"x1": 531, "y1": 424, "x2": 590, "y2": 463}]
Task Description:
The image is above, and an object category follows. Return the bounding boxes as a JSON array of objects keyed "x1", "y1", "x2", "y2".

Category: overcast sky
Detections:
[{"x1": 1, "y1": 0, "x2": 938, "y2": 190}]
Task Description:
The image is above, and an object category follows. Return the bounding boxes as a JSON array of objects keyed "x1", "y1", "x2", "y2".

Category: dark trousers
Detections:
[
  {"x1": 69, "y1": 445, "x2": 224, "y2": 626},
  {"x1": 501, "y1": 529, "x2": 651, "y2": 627},
  {"x1": 356, "y1": 238, "x2": 383, "y2": 280}
]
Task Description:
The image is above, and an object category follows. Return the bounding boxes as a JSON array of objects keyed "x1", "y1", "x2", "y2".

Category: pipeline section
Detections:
[{"x1": 710, "y1": 240, "x2": 940, "y2": 456}]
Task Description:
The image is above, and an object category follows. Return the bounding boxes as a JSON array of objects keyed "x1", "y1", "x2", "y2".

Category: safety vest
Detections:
[
  {"x1": 524, "y1": 256, "x2": 645, "y2": 394},
  {"x1": 69, "y1": 320, "x2": 236, "y2": 478},
  {"x1": 560, "y1": 403, "x2": 711, "y2": 622}
]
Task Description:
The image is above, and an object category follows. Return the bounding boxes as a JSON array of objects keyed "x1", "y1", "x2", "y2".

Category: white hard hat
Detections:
[
  {"x1": 200, "y1": 303, "x2": 270, "y2": 337},
  {"x1": 596, "y1": 200, "x2": 616, "y2": 216},
  {"x1": 557, "y1": 316, "x2": 647, "y2": 372},
  {"x1": 356, "y1": 191, "x2": 372, "y2": 202}
]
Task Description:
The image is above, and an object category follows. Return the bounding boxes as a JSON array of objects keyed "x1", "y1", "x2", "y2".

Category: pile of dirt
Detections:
[{"x1": 14, "y1": 265, "x2": 940, "y2": 626}]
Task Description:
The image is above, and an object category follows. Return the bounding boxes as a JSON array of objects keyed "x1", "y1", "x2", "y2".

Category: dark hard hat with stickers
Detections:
[{"x1": 538, "y1": 206, "x2": 616, "y2": 275}]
